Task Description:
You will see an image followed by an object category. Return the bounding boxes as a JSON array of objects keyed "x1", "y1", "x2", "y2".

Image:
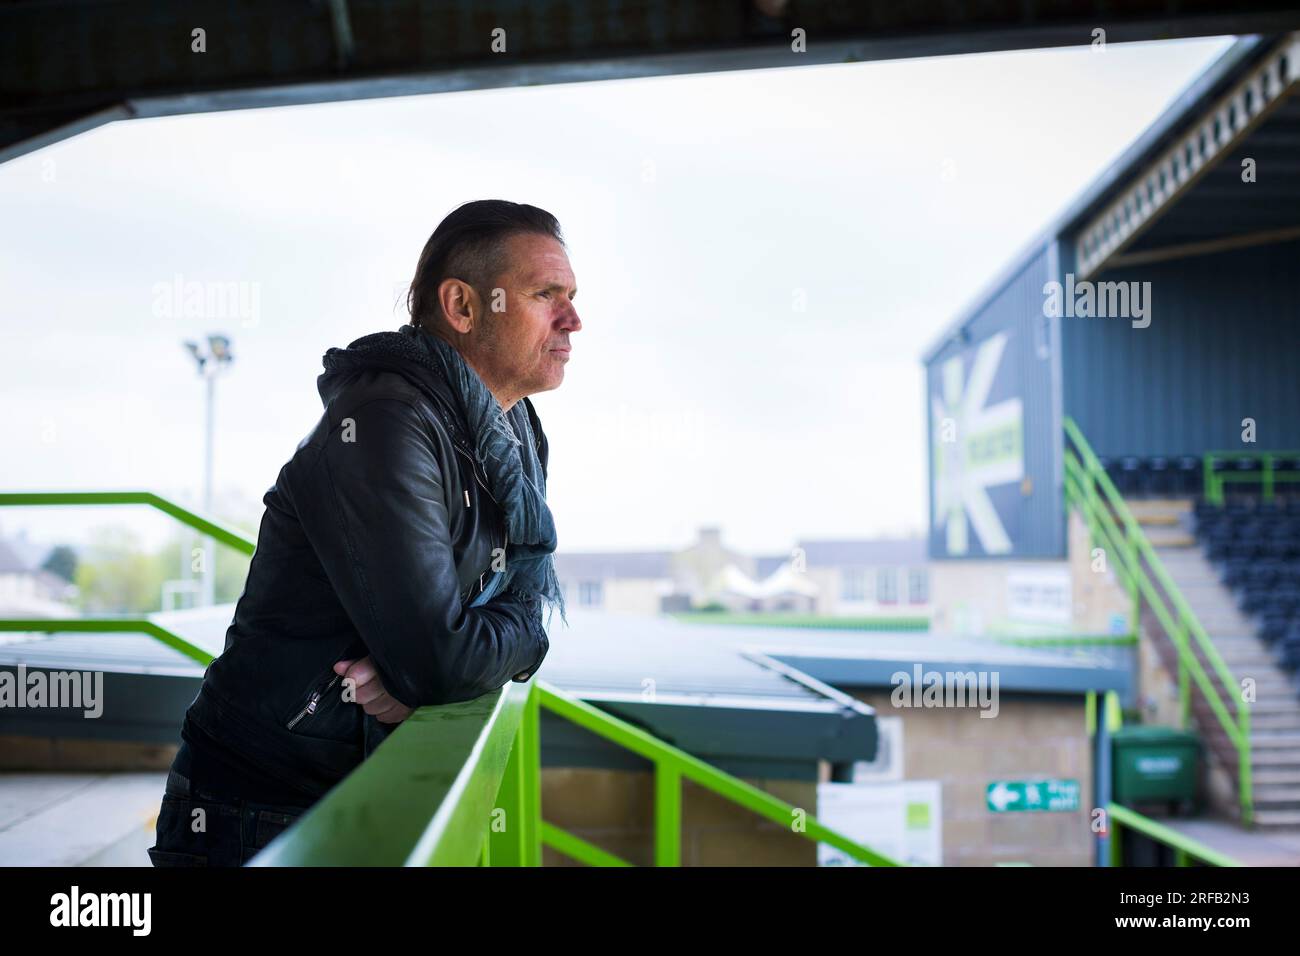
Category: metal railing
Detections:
[
  {"x1": 253, "y1": 678, "x2": 902, "y2": 867},
  {"x1": 1202, "y1": 450, "x2": 1300, "y2": 506},
  {"x1": 0, "y1": 491, "x2": 253, "y2": 661},
  {"x1": 1107, "y1": 803, "x2": 1242, "y2": 867},
  {"x1": 0, "y1": 490, "x2": 256, "y2": 556},
  {"x1": 0, "y1": 617, "x2": 213, "y2": 666},
  {"x1": 1064, "y1": 419, "x2": 1252, "y2": 825},
  {"x1": 1, "y1": 489, "x2": 897, "y2": 867}
]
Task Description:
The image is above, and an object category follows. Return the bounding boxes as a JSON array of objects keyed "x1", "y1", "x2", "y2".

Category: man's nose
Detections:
[{"x1": 558, "y1": 301, "x2": 582, "y2": 332}]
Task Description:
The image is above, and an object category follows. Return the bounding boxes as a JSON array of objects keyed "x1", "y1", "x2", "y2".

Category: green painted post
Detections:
[
  {"x1": 1085, "y1": 690, "x2": 1096, "y2": 738},
  {"x1": 1126, "y1": 521, "x2": 1140, "y2": 636},
  {"x1": 1239, "y1": 705, "x2": 1253, "y2": 828},
  {"x1": 490, "y1": 720, "x2": 527, "y2": 866},
  {"x1": 1176, "y1": 620, "x2": 1190, "y2": 729},
  {"x1": 522, "y1": 684, "x2": 543, "y2": 866},
  {"x1": 1105, "y1": 691, "x2": 1122, "y2": 733},
  {"x1": 655, "y1": 761, "x2": 682, "y2": 866},
  {"x1": 1110, "y1": 820, "x2": 1122, "y2": 867}
]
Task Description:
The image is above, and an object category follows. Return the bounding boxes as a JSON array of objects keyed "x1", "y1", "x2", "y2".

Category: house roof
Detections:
[
  {"x1": 552, "y1": 550, "x2": 673, "y2": 580},
  {"x1": 0, "y1": 539, "x2": 33, "y2": 574},
  {"x1": 797, "y1": 538, "x2": 927, "y2": 568}
]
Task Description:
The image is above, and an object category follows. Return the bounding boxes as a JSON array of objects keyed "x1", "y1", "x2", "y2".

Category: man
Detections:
[{"x1": 148, "y1": 200, "x2": 580, "y2": 866}]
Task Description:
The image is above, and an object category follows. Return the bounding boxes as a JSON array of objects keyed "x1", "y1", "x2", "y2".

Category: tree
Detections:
[{"x1": 41, "y1": 545, "x2": 78, "y2": 582}]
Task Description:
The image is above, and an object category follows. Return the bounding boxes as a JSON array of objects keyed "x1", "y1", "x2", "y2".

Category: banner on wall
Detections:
[
  {"x1": 930, "y1": 330, "x2": 1026, "y2": 558},
  {"x1": 816, "y1": 780, "x2": 942, "y2": 867}
]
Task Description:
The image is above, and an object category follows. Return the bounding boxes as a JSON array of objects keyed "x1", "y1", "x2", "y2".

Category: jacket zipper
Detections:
[
  {"x1": 451, "y1": 442, "x2": 509, "y2": 597},
  {"x1": 452, "y1": 443, "x2": 499, "y2": 507},
  {"x1": 287, "y1": 673, "x2": 341, "y2": 730}
]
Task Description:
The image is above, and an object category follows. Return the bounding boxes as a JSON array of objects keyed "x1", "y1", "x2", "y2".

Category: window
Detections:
[
  {"x1": 578, "y1": 580, "x2": 603, "y2": 607},
  {"x1": 907, "y1": 568, "x2": 930, "y2": 604},
  {"x1": 876, "y1": 568, "x2": 898, "y2": 604},
  {"x1": 841, "y1": 568, "x2": 868, "y2": 602}
]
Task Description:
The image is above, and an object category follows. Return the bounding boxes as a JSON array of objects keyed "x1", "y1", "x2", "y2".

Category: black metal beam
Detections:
[{"x1": 5, "y1": 1, "x2": 1300, "y2": 162}]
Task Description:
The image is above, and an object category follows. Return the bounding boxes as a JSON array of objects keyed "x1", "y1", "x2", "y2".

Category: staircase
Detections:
[{"x1": 1131, "y1": 498, "x2": 1300, "y2": 829}]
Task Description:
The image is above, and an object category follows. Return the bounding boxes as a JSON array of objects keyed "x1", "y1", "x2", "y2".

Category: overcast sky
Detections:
[{"x1": 0, "y1": 36, "x2": 1232, "y2": 556}]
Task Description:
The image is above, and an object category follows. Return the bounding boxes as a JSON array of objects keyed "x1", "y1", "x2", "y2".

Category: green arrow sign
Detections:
[{"x1": 986, "y1": 779, "x2": 1080, "y2": 813}]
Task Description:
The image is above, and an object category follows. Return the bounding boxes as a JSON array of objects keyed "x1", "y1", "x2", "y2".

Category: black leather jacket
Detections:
[{"x1": 182, "y1": 326, "x2": 551, "y2": 802}]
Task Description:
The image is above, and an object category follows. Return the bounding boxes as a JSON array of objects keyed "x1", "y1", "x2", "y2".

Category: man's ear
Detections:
[{"x1": 436, "y1": 277, "x2": 477, "y2": 334}]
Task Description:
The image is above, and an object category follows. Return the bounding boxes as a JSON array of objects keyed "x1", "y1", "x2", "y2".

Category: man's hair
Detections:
[{"x1": 407, "y1": 200, "x2": 565, "y2": 331}]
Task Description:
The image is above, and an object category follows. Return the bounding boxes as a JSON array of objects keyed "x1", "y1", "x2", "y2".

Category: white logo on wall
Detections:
[{"x1": 932, "y1": 332, "x2": 1024, "y2": 555}]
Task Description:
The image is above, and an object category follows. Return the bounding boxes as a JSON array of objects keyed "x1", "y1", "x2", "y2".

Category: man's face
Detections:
[{"x1": 469, "y1": 232, "x2": 580, "y2": 404}]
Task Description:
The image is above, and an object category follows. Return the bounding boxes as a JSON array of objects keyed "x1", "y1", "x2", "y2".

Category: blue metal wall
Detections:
[
  {"x1": 925, "y1": 245, "x2": 1066, "y2": 559},
  {"x1": 1061, "y1": 238, "x2": 1300, "y2": 459}
]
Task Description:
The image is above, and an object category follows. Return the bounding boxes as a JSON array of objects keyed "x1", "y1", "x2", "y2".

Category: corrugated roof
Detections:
[{"x1": 921, "y1": 35, "x2": 1271, "y2": 363}]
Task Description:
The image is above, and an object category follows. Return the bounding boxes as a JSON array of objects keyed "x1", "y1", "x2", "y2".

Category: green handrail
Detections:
[
  {"x1": 0, "y1": 491, "x2": 252, "y2": 665},
  {"x1": 1064, "y1": 419, "x2": 1252, "y2": 825},
  {"x1": 0, "y1": 491, "x2": 256, "y2": 555},
  {"x1": 2, "y1": 490, "x2": 896, "y2": 865},
  {"x1": 253, "y1": 678, "x2": 901, "y2": 867},
  {"x1": 991, "y1": 633, "x2": 1136, "y2": 648},
  {"x1": 1202, "y1": 451, "x2": 1300, "y2": 506},
  {"x1": 535, "y1": 682, "x2": 900, "y2": 866},
  {"x1": 251, "y1": 680, "x2": 534, "y2": 866},
  {"x1": 1107, "y1": 803, "x2": 1242, "y2": 867},
  {"x1": 0, "y1": 618, "x2": 213, "y2": 666}
]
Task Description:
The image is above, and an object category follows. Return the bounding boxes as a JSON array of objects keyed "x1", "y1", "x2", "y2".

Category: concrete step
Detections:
[
  {"x1": 1218, "y1": 657, "x2": 1281, "y2": 671},
  {"x1": 1129, "y1": 499, "x2": 1194, "y2": 521},
  {"x1": 1254, "y1": 786, "x2": 1300, "y2": 804},
  {"x1": 1249, "y1": 699, "x2": 1300, "y2": 714},
  {"x1": 1252, "y1": 809, "x2": 1300, "y2": 828},
  {"x1": 1135, "y1": 514, "x2": 1183, "y2": 527},
  {"x1": 1232, "y1": 672, "x2": 1292, "y2": 686},
  {"x1": 1250, "y1": 714, "x2": 1300, "y2": 731},
  {"x1": 1254, "y1": 769, "x2": 1300, "y2": 785},
  {"x1": 1252, "y1": 751, "x2": 1300, "y2": 768}
]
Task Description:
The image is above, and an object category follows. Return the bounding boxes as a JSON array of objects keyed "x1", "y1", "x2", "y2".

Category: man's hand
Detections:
[{"x1": 333, "y1": 656, "x2": 415, "y2": 724}]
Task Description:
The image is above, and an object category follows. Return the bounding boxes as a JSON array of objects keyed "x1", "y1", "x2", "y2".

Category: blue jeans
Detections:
[{"x1": 148, "y1": 767, "x2": 313, "y2": 867}]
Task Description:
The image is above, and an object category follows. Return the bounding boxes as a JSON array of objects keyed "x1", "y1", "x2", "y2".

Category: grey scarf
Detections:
[{"x1": 413, "y1": 327, "x2": 567, "y2": 629}]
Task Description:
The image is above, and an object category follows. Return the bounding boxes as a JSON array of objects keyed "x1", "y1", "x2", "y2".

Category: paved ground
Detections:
[
  {"x1": 1159, "y1": 816, "x2": 1300, "y2": 866},
  {"x1": 0, "y1": 772, "x2": 165, "y2": 866}
]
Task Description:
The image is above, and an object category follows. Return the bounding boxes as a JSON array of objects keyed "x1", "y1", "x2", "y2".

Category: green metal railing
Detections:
[
  {"x1": 0, "y1": 617, "x2": 213, "y2": 666},
  {"x1": 993, "y1": 633, "x2": 1136, "y2": 649},
  {"x1": 0, "y1": 491, "x2": 256, "y2": 556},
  {"x1": 1, "y1": 489, "x2": 897, "y2": 867},
  {"x1": 1107, "y1": 803, "x2": 1242, "y2": 867},
  {"x1": 253, "y1": 678, "x2": 901, "y2": 867},
  {"x1": 1203, "y1": 450, "x2": 1300, "y2": 506},
  {"x1": 1064, "y1": 419, "x2": 1252, "y2": 826},
  {"x1": 0, "y1": 491, "x2": 254, "y2": 662}
]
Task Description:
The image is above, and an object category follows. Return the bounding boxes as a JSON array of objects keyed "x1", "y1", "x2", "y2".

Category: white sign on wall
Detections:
[
  {"x1": 1006, "y1": 566, "x2": 1072, "y2": 625},
  {"x1": 816, "y1": 780, "x2": 942, "y2": 867}
]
